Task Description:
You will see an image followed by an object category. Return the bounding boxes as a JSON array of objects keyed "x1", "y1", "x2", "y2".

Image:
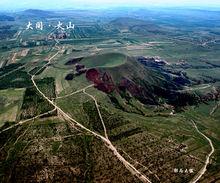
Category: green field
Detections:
[{"x1": 80, "y1": 52, "x2": 127, "y2": 68}]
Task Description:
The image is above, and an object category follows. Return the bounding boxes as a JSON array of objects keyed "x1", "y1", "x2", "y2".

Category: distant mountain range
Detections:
[{"x1": 0, "y1": 15, "x2": 14, "y2": 21}]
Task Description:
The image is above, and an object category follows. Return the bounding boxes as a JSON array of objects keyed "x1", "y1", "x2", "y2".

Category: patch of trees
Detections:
[
  {"x1": 0, "y1": 25, "x2": 16, "y2": 39},
  {"x1": 0, "y1": 63, "x2": 23, "y2": 76},
  {"x1": 110, "y1": 127, "x2": 143, "y2": 141},
  {"x1": 29, "y1": 66, "x2": 46, "y2": 75},
  {"x1": 65, "y1": 73, "x2": 74, "y2": 80},
  {"x1": 83, "y1": 100, "x2": 127, "y2": 133},
  {"x1": 169, "y1": 92, "x2": 201, "y2": 107},
  {"x1": 20, "y1": 77, "x2": 56, "y2": 120},
  {"x1": 0, "y1": 70, "x2": 32, "y2": 90}
]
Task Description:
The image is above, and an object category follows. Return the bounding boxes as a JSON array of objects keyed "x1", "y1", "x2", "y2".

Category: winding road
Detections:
[
  {"x1": 83, "y1": 89, "x2": 109, "y2": 139},
  {"x1": 210, "y1": 101, "x2": 220, "y2": 116},
  {"x1": 189, "y1": 120, "x2": 215, "y2": 183},
  {"x1": 176, "y1": 84, "x2": 211, "y2": 92}
]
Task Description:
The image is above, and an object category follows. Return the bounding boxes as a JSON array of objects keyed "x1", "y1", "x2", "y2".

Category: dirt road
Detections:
[{"x1": 189, "y1": 120, "x2": 215, "y2": 183}]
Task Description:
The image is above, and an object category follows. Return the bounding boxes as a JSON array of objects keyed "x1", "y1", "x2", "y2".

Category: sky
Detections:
[{"x1": 0, "y1": 0, "x2": 220, "y2": 11}]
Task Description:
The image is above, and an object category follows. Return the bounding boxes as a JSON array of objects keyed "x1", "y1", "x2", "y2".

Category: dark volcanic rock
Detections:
[
  {"x1": 86, "y1": 68, "x2": 156, "y2": 104},
  {"x1": 75, "y1": 64, "x2": 87, "y2": 76},
  {"x1": 65, "y1": 73, "x2": 74, "y2": 80},
  {"x1": 86, "y1": 69, "x2": 116, "y2": 93},
  {"x1": 119, "y1": 77, "x2": 157, "y2": 105},
  {"x1": 137, "y1": 56, "x2": 166, "y2": 68},
  {"x1": 86, "y1": 68, "x2": 101, "y2": 84},
  {"x1": 65, "y1": 57, "x2": 84, "y2": 65},
  {"x1": 76, "y1": 64, "x2": 85, "y2": 72}
]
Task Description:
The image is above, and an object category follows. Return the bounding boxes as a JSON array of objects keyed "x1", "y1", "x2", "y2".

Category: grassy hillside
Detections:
[
  {"x1": 81, "y1": 52, "x2": 126, "y2": 68},
  {"x1": 82, "y1": 52, "x2": 200, "y2": 108}
]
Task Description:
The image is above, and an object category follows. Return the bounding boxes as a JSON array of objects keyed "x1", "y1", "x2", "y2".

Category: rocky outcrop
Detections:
[{"x1": 86, "y1": 68, "x2": 116, "y2": 94}]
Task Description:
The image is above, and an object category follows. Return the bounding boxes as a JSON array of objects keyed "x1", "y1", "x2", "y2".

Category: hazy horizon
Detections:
[{"x1": 1, "y1": 0, "x2": 220, "y2": 11}]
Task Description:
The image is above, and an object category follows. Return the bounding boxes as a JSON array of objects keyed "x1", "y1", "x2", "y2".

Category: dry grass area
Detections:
[
  {"x1": 0, "y1": 106, "x2": 18, "y2": 125},
  {"x1": 0, "y1": 88, "x2": 25, "y2": 126},
  {"x1": 115, "y1": 132, "x2": 202, "y2": 183},
  {"x1": 0, "y1": 118, "x2": 140, "y2": 183}
]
